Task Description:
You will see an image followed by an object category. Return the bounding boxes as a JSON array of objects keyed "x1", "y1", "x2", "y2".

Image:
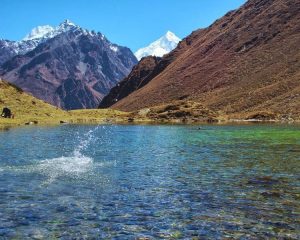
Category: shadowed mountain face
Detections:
[
  {"x1": 0, "y1": 22, "x2": 137, "y2": 110},
  {"x1": 103, "y1": 0, "x2": 300, "y2": 118},
  {"x1": 99, "y1": 56, "x2": 162, "y2": 108}
]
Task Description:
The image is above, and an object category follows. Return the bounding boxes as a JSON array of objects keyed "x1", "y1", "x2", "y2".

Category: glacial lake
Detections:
[{"x1": 0, "y1": 124, "x2": 299, "y2": 239}]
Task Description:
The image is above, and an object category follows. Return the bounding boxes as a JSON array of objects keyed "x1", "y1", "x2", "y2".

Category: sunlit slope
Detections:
[{"x1": 0, "y1": 79, "x2": 129, "y2": 125}]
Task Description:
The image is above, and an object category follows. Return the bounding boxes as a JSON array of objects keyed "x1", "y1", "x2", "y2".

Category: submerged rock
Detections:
[
  {"x1": 261, "y1": 191, "x2": 281, "y2": 198},
  {"x1": 247, "y1": 176, "x2": 280, "y2": 185}
]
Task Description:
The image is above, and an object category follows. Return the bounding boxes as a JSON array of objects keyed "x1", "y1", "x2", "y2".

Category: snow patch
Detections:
[
  {"x1": 78, "y1": 62, "x2": 87, "y2": 75},
  {"x1": 110, "y1": 45, "x2": 118, "y2": 52}
]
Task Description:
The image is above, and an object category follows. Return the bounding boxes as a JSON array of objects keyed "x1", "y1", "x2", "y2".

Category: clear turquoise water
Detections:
[{"x1": 0, "y1": 124, "x2": 299, "y2": 239}]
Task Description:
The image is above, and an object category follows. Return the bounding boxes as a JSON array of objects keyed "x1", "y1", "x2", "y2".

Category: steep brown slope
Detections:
[
  {"x1": 99, "y1": 56, "x2": 161, "y2": 108},
  {"x1": 108, "y1": 0, "x2": 300, "y2": 119}
]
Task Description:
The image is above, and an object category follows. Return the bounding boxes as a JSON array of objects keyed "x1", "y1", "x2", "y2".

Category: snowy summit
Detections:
[
  {"x1": 23, "y1": 25, "x2": 55, "y2": 41},
  {"x1": 135, "y1": 31, "x2": 181, "y2": 60},
  {"x1": 0, "y1": 20, "x2": 92, "y2": 63},
  {"x1": 23, "y1": 19, "x2": 78, "y2": 41}
]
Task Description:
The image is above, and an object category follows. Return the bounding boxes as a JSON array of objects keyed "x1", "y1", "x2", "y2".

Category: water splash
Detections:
[
  {"x1": 1, "y1": 126, "x2": 116, "y2": 184},
  {"x1": 36, "y1": 126, "x2": 102, "y2": 183},
  {"x1": 73, "y1": 127, "x2": 99, "y2": 156},
  {"x1": 36, "y1": 154, "x2": 93, "y2": 184}
]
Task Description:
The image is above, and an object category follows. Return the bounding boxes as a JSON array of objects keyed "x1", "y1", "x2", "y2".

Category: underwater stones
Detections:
[
  {"x1": 0, "y1": 228, "x2": 15, "y2": 238},
  {"x1": 0, "y1": 124, "x2": 299, "y2": 238},
  {"x1": 261, "y1": 191, "x2": 281, "y2": 198},
  {"x1": 67, "y1": 219, "x2": 80, "y2": 226},
  {"x1": 16, "y1": 219, "x2": 30, "y2": 226},
  {"x1": 247, "y1": 176, "x2": 280, "y2": 185},
  {"x1": 28, "y1": 231, "x2": 45, "y2": 240},
  {"x1": 170, "y1": 231, "x2": 183, "y2": 239},
  {"x1": 55, "y1": 206, "x2": 68, "y2": 212}
]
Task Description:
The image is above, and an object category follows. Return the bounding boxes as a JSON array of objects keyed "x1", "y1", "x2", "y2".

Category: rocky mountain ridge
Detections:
[
  {"x1": 0, "y1": 20, "x2": 81, "y2": 65},
  {"x1": 0, "y1": 20, "x2": 138, "y2": 109}
]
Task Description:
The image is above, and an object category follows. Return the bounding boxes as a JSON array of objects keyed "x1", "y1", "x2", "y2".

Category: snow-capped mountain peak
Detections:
[
  {"x1": 135, "y1": 31, "x2": 181, "y2": 60},
  {"x1": 0, "y1": 20, "x2": 83, "y2": 65},
  {"x1": 60, "y1": 19, "x2": 76, "y2": 27},
  {"x1": 58, "y1": 19, "x2": 77, "y2": 31},
  {"x1": 165, "y1": 31, "x2": 180, "y2": 42},
  {"x1": 23, "y1": 25, "x2": 55, "y2": 41},
  {"x1": 22, "y1": 19, "x2": 79, "y2": 41}
]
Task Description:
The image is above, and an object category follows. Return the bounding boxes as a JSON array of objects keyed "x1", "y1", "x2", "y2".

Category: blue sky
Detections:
[{"x1": 1, "y1": 0, "x2": 246, "y2": 52}]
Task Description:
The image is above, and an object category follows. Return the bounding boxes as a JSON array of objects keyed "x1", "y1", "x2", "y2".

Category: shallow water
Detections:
[{"x1": 0, "y1": 124, "x2": 299, "y2": 239}]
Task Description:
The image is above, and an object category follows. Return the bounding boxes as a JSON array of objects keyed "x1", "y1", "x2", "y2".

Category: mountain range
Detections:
[
  {"x1": 100, "y1": 0, "x2": 300, "y2": 120},
  {"x1": 0, "y1": 20, "x2": 137, "y2": 110},
  {"x1": 134, "y1": 31, "x2": 181, "y2": 60},
  {"x1": 1, "y1": 0, "x2": 299, "y2": 120}
]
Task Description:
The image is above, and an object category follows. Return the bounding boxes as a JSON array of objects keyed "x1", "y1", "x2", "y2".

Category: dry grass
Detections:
[
  {"x1": 0, "y1": 80, "x2": 131, "y2": 127},
  {"x1": 132, "y1": 100, "x2": 221, "y2": 123},
  {"x1": 1, "y1": 79, "x2": 297, "y2": 129}
]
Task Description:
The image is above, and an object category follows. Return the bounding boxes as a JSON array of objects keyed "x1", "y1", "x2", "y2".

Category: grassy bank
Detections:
[
  {"x1": 1, "y1": 80, "x2": 298, "y2": 129},
  {"x1": 0, "y1": 80, "x2": 135, "y2": 127}
]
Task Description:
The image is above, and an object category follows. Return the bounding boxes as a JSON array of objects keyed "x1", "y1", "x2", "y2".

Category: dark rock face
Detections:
[
  {"x1": 106, "y1": 0, "x2": 300, "y2": 119},
  {"x1": 0, "y1": 28, "x2": 137, "y2": 110},
  {"x1": 99, "y1": 56, "x2": 162, "y2": 108}
]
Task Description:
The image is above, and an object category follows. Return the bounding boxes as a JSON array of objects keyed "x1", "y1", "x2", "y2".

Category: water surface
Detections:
[{"x1": 0, "y1": 124, "x2": 299, "y2": 239}]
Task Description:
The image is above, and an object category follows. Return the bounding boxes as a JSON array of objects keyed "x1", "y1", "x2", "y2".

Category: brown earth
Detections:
[
  {"x1": 105, "y1": 0, "x2": 300, "y2": 120},
  {"x1": 130, "y1": 100, "x2": 220, "y2": 123}
]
